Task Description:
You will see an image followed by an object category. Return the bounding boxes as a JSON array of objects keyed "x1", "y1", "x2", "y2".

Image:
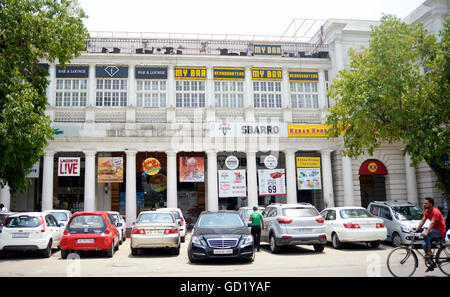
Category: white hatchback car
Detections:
[
  {"x1": 0, "y1": 212, "x2": 64, "y2": 257},
  {"x1": 108, "y1": 211, "x2": 126, "y2": 244},
  {"x1": 320, "y1": 207, "x2": 387, "y2": 249},
  {"x1": 156, "y1": 208, "x2": 186, "y2": 242},
  {"x1": 44, "y1": 210, "x2": 72, "y2": 229}
]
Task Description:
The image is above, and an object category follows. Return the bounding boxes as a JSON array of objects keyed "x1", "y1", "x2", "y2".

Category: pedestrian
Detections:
[
  {"x1": 249, "y1": 205, "x2": 264, "y2": 252},
  {"x1": 0, "y1": 203, "x2": 7, "y2": 213}
]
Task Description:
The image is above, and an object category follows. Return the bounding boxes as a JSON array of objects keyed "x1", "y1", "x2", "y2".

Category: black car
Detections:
[{"x1": 188, "y1": 211, "x2": 255, "y2": 263}]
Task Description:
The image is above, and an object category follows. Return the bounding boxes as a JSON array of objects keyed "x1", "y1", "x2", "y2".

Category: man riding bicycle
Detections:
[{"x1": 412, "y1": 197, "x2": 447, "y2": 272}]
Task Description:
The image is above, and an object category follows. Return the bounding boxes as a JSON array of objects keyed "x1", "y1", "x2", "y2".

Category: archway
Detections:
[{"x1": 359, "y1": 159, "x2": 388, "y2": 208}]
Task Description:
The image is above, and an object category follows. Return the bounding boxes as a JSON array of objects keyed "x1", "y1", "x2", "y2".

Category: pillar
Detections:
[
  {"x1": 84, "y1": 151, "x2": 96, "y2": 211},
  {"x1": 125, "y1": 150, "x2": 137, "y2": 229},
  {"x1": 42, "y1": 151, "x2": 55, "y2": 211},
  {"x1": 342, "y1": 154, "x2": 355, "y2": 206},
  {"x1": 246, "y1": 151, "x2": 258, "y2": 208},
  {"x1": 285, "y1": 150, "x2": 297, "y2": 204},
  {"x1": 166, "y1": 151, "x2": 178, "y2": 208},
  {"x1": 0, "y1": 183, "x2": 11, "y2": 212},
  {"x1": 206, "y1": 151, "x2": 218, "y2": 212},
  {"x1": 405, "y1": 153, "x2": 419, "y2": 205},
  {"x1": 321, "y1": 150, "x2": 335, "y2": 208}
]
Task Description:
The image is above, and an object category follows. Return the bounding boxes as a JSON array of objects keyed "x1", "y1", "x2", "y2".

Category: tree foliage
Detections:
[
  {"x1": 326, "y1": 14, "x2": 450, "y2": 196},
  {"x1": 0, "y1": 0, "x2": 88, "y2": 192}
]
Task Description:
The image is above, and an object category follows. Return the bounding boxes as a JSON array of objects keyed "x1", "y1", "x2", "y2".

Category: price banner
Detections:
[
  {"x1": 218, "y1": 170, "x2": 247, "y2": 198},
  {"x1": 257, "y1": 169, "x2": 286, "y2": 196}
]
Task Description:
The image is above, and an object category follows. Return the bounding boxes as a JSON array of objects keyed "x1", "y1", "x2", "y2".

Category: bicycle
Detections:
[{"x1": 386, "y1": 235, "x2": 450, "y2": 277}]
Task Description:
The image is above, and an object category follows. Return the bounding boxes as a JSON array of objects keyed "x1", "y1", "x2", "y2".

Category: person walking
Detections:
[{"x1": 249, "y1": 206, "x2": 264, "y2": 252}]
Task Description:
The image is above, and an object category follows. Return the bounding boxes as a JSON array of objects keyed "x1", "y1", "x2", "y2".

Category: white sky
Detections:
[{"x1": 78, "y1": 0, "x2": 426, "y2": 36}]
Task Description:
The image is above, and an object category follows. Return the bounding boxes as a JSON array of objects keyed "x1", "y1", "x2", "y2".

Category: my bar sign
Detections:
[
  {"x1": 175, "y1": 67, "x2": 207, "y2": 80},
  {"x1": 56, "y1": 65, "x2": 89, "y2": 78},
  {"x1": 253, "y1": 43, "x2": 282, "y2": 56},
  {"x1": 252, "y1": 68, "x2": 282, "y2": 81},
  {"x1": 213, "y1": 67, "x2": 245, "y2": 80},
  {"x1": 135, "y1": 67, "x2": 168, "y2": 79},
  {"x1": 289, "y1": 70, "x2": 319, "y2": 82},
  {"x1": 58, "y1": 157, "x2": 80, "y2": 176}
]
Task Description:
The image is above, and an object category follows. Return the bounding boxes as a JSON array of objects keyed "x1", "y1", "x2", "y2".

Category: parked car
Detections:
[
  {"x1": 59, "y1": 211, "x2": 120, "y2": 259},
  {"x1": 261, "y1": 203, "x2": 326, "y2": 253},
  {"x1": 0, "y1": 212, "x2": 16, "y2": 232},
  {"x1": 108, "y1": 211, "x2": 126, "y2": 244},
  {"x1": 0, "y1": 212, "x2": 63, "y2": 257},
  {"x1": 156, "y1": 208, "x2": 187, "y2": 242},
  {"x1": 446, "y1": 229, "x2": 449, "y2": 244},
  {"x1": 44, "y1": 210, "x2": 72, "y2": 229},
  {"x1": 320, "y1": 207, "x2": 387, "y2": 249},
  {"x1": 188, "y1": 211, "x2": 255, "y2": 263},
  {"x1": 368, "y1": 200, "x2": 430, "y2": 247},
  {"x1": 131, "y1": 211, "x2": 181, "y2": 256},
  {"x1": 238, "y1": 206, "x2": 265, "y2": 228}
]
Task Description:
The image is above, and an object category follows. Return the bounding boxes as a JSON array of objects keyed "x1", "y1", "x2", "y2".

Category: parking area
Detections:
[{"x1": 0, "y1": 232, "x2": 446, "y2": 277}]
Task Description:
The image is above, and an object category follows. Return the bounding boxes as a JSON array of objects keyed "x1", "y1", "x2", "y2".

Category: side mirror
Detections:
[
  {"x1": 178, "y1": 221, "x2": 183, "y2": 226},
  {"x1": 59, "y1": 223, "x2": 65, "y2": 227},
  {"x1": 116, "y1": 222, "x2": 123, "y2": 227}
]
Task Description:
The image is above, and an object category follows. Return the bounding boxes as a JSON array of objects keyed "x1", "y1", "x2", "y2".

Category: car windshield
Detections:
[
  {"x1": 197, "y1": 213, "x2": 244, "y2": 228},
  {"x1": 283, "y1": 208, "x2": 319, "y2": 217},
  {"x1": 340, "y1": 209, "x2": 373, "y2": 219},
  {"x1": 4, "y1": 216, "x2": 40, "y2": 228},
  {"x1": 137, "y1": 213, "x2": 174, "y2": 224},
  {"x1": 391, "y1": 206, "x2": 423, "y2": 221},
  {"x1": 67, "y1": 215, "x2": 106, "y2": 234},
  {"x1": 48, "y1": 212, "x2": 68, "y2": 221}
]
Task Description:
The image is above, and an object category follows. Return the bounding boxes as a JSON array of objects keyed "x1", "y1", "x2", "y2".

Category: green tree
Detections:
[
  {"x1": 326, "y1": 14, "x2": 450, "y2": 198},
  {"x1": 0, "y1": 0, "x2": 88, "y2": 192}
]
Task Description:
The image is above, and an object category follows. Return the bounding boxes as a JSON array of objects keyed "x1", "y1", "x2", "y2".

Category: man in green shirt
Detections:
[{"x1": 249, "y1": 206, "x2": 264, "y2": 252}]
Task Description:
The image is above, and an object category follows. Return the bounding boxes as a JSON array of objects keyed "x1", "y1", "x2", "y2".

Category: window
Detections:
[
  {"x1": 215, "y1": 81, "x2": 244, "y2": 108},
  {"x1": 379, "y1": 207, "x2": 392, "y2": 220},
  {"x1": 96, "y1": 79, "x2": 127, "y2": 107},
  {"x1": 328, "y1": 210, "x2": 336, "y2": 220},
  {"x1": 290, "y1": 82, "x2": 319, "y2": 109},
  {"x1": 175, "y1": 80, "x2": 205, "y2": 108},
  {"x1": 56, "y1": 79, "x2": 88, "y2": 107},
  {"x1": 136, "y1": 80, "x2": 167, "y2": 108},
  {"x1": 253, "y1": 81, "x2": 282, "y2": 108}
]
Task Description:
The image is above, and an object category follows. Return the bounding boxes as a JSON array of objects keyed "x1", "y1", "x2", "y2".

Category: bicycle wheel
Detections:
[
  {"x1": 436, "y1": 245, "x2": 450, "y2": 276},
  {"x1": 387, "y1": 247, "x2": 418, "y2": 277}
]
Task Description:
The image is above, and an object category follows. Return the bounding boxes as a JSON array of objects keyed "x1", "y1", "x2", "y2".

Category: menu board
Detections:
[
  {"x1": 218, "y1": 170, "x2": 247, "y2": 198},
  {"x1": 257, "y1": 169, "x2": 286, "y2": 196},
  {"x1": 297, "y1": 168, "x2": 322, "y2": 190}
]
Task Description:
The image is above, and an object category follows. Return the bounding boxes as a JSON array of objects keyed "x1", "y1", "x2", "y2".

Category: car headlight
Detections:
[
  {"x1": 191, "y1": 236, "x2": 203, "y2": 245},
  {"x1": 242, "y1": 235, "x2": 253, "y2": 245},
  {"x1": 401, "y1": 225, "x2": 414, "y2": 233}
]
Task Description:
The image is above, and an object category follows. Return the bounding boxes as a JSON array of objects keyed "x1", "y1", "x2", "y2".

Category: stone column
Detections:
[
  {"x1": 125, "y1": 151, "x2": 137, "y2": 229},
  {"x1": 405, "y1": 153, "x2": 419, "y2": 205},
  {"x1": 342, "y1": 154, "x2": 355, "y2": 206},
  {"x1": 206, "y1": 151, "x2": 218, "y2": 212},
  {"x1": 166, "y1": 151, "x2": 178, "y2": 208},
  {"x1": 246, "y1": 151, "x2": 258, "y2": 207},
  {"x1": 0, "y1": 183, "x2": 11, "y2": 212},
  {"x1": 321, "y1": 150, "x2": 335, "y2": 208},
  {"x1": 41, "y1": 151, "x2": 55, "y2": 211},
  {"x1": 285, "y1": 150, "x2": 297, "y2": 204},
  {"x1": 83, "y1": 151, "x2": 96, "y2": 211}
]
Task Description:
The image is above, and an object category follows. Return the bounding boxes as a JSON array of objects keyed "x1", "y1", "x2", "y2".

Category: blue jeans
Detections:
[{"x1": 422, "y1": 229, "x2": 442, "y2": 254}]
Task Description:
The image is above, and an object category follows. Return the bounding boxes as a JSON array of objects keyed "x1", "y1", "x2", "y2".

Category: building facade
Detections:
[{"x1": 1, "y1": 0, "x2": 448, "y2": 229}]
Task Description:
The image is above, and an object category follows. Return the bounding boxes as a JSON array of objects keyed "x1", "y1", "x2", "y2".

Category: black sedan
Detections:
[{"x1": 188, "y1": 211, "x2": 255, "y2": 263}]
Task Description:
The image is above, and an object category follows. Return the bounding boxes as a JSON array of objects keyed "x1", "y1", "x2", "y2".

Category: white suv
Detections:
[
  {"x1": 157, "y1": 208, "x2": 187, "y2": 242},
  {"x1": 0, "y1": 212, "x2": 63, "y2": 257}
]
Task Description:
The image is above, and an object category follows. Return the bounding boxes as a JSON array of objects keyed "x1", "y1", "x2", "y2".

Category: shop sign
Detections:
[
  {"x1": 213, "y1": 67, "x2": 245, "y2": 80},
  {"x1": 141, "y1": 158, "x2": 162, "y2": 176},
  {"x1": 135, "y1": 67, "x2": 168, "y2": 79},
  {"x1": 98, "y1": 157, "x2": 124, "y2": 183},
  {"x1": 209, "y1": 122, "x2": 287, "y2": 138},
  {"x1": 251, "y1": 68, "x2": 282, "y2": 81},
  {"x1": 225, "y1": 156, "x2": 240, "y2": 170},
  {"x1": 263, "y1": 155, "x2": 278, "y2": 169},
  {"x1": 288, "y1": 124, "x2": 331, "y2": 137},
  {"x1": 26, "y1": 161, "x2": 40, "y2": 179},
  {"x1": 218, "y1": 170, "x2": 247, "y2": 198},
  {"x1": 258, "y1": 169, "x2": 286, "y2": 196},
  {"x1": 56, "y1": 65, "x2": 89, "y2": 78},
  {"x1": 297, "y1": 168, "x2": 322, "y2": 190},
  {"x1": 288, "y1": 70, "x2": 319, "y2": 82},
  {"x1": 359, "y1": 160, "x2": 388, "y2": 175},
  {"x1": 252, "y1": 43, "x2": 282, "y2": 56},
  {"x1": 149, "y1": 173, "x2": 167, "y2": 192},
  {"x1": 174, "y1": 67, "x2": 207, "y2": 80},
  {"x1": 95, "y1": 65, "x2": 128, "y2": 78},
  {"x1": 58, "y1": 157, "x2": 80, "y2": 177},
  {"x1": 296, "y1": 157, "x2": 321, "y2": 168},
  {"x1": 241, "y1": 124, "x2": 280, "y2": 135},
  {"x1": 179, "y1": 156, "x2": 205, "y2": 182}
]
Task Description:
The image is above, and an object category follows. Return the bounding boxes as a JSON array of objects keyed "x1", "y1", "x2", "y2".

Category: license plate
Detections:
[
  {"x1": 213, "y1": 249, "x2": 233, "y2": 255},
  {"x1": 77, "y1": 239, "x2": 94, "y2": 244},
  {"x1": 146, "y1": 229, "x2": 163, "y2": 235},
  {"x1": 12, "y1": 233, "x2": 29, "y2": 238}
]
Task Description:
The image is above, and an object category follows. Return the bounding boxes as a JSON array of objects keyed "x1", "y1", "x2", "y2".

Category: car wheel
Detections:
[
  {"x1": 131, "y1": 248, "x2": 139, "y2": 256},
  {"x1": 313, "y1": 244, "x2": 325, "y2": 253},
  {"x1": 270, "y1": 234, "x2": 280, "y2": 253},
  {"x1": 188, "y1": 250, "x2": 198, "y2": 263},
  {"x1": 369, "y1": 241, "x2": 380, "y2": 248},
  {"x1": 114, "y1": 239, "x2": 119, "y2": 251},
  {"x1": 332, "y1": 233, "x2": 343, "y2": 249},
  {"x1": 42, "y1": 240, "x2": 53, "y2": 258},
  {"x1": 61, "y1": 250, "x2": 69, "y2": 259},
  {"x1": 392, "y1": 233, "x2": 402, "y2": 247},
  {"x1": 106, "y1": 242, "x2": 114, "y2": 258},
  {"x1": 172, "y1": 247, "x2": 180, "y2": 256},
  {"x1": 181, "y1": 236, "x2": 185, "y2": 243}
]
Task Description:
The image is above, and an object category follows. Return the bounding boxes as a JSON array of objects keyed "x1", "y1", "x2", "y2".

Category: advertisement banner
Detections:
[
  {"x1": 213, "y1": 67, "x2": 245, "y2": 80},
  {"x1": 288, "y1": 124, "x2": 331, "y2": 137},
  {"x1": 258, "y1": 169, "x2": 286, "y2": 196},
  {"x1": 297, "y1": 168, "x2": 322, "y2": 190},
  {"x1": 288, "y1": 70, "x2": 319, "y2": 82},
  {"x1": 58, "y1": 157, "x2": 80, "y2": 177},
  {"x1": 97, "y1": 157, "x2": 124, "y2": 183},
  {"x1": 252, "y1": 44, "x2": 282, "y2": 56},
  {"x1": 251, "y1": 68, "x2": 282, "y2": 81},
  {"x1": 218, "y1": 170, "x2": 247, "y2": 198},
  {"x1": 26, "y1": 161, "x2": 40, "y2": 178},
  {"x1": 174, "y1": 67, "x2": 207, "y2": 80},
  {"x1": 135, "y1": 67, "x2": 168, "y2": 79},
  {"x1": 141, "y1": 158, "x2": 162, "y2": 176},
  {"x1": 179, "y1": 156, "x2": 205, "y2": 182},
  {"x1": 296, "y1": 157, "x2": 321, "y2": 168},
  {"x1": 95, "y1": 65, "x2": 128, "y2": 78},
  {"x1": 56, "y1": 65, "x2": 89, "y2": 78}
]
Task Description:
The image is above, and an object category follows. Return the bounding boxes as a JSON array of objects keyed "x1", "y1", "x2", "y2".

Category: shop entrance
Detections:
[
  {"x1": 359, "y1": 160, "x2": 388, "y2": 208},
  {"x1": 295, "y1": 152, "x2": 324, "y2": 211},
  {"x1": 177, "y1": 152, "x2": 206, "y2": 228}
]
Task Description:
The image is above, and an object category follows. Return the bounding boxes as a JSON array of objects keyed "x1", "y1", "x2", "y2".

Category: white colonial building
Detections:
[{"x1": 1, "y1": 0, "x2": 448, "y2": 229}]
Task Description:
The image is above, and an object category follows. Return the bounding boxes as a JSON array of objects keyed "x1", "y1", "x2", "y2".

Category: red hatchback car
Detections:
[{"x1": 60, "y1": 211, "x2": 121, "y2": 259}]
